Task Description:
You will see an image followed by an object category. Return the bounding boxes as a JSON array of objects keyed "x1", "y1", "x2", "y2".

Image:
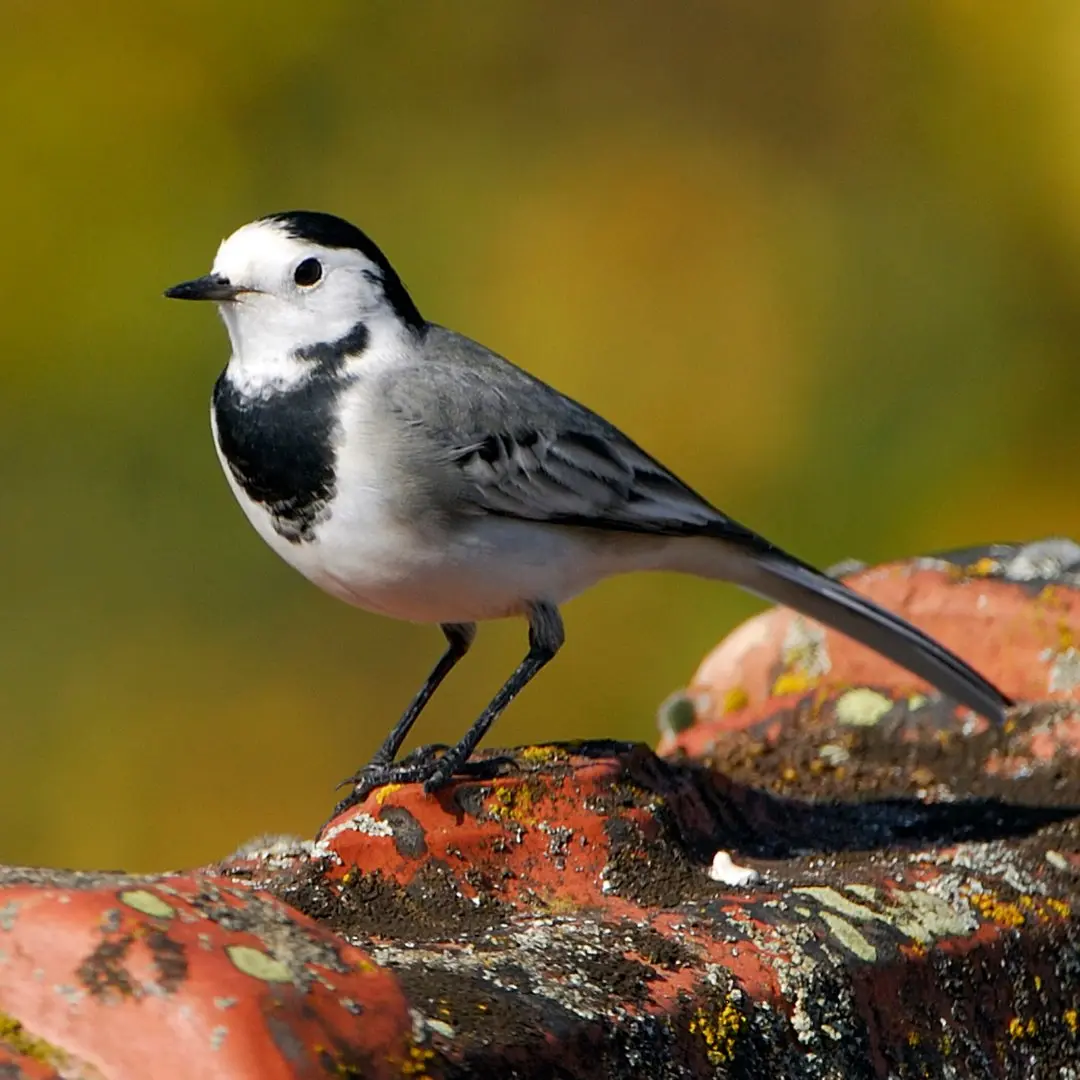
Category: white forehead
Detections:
[
  {"x1": 209, "y1": 219, "x2": 380, "y2": 287},
  {"x1": 211, "y1": 220, "x2": 315, "y2": 280}
]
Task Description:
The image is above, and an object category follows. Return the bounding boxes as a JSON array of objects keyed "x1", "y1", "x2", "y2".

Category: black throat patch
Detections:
[{"x1": 212, "y1": 323, "x2": 367, "y2": 544}]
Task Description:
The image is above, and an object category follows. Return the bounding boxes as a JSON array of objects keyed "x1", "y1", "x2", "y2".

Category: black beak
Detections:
[{"x1": 164, "y1": 273, "x2": 241, "y2": 301}]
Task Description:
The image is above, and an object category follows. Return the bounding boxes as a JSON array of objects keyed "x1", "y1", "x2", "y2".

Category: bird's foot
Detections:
[
  {"x1": 337, "y1": 743, "x2": 447, "y2": 796},
  {"x1": 324, "y1": 745, "x2": 459, "y2": 826}
]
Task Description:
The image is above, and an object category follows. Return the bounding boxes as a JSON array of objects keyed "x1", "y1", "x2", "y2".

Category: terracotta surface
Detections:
[{"x1": 3, "y1": 538, "x2": 1080, "y2": 1078}]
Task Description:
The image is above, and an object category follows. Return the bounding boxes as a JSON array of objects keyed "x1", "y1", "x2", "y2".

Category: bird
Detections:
[{"x1": 165, "y1": 210, "x2": 1012, "y2": 800}]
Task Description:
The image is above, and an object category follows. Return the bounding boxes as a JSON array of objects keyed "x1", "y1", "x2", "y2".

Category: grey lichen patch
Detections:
[
  {"x1": 823, "y1": 557, "x2": 868, "y2": 580},
  {"x1": 1003, "y1": 538, "x2": 1080, "y2": 585},
  {"x1": 187, "y1": 883, "x2": 351, "y2": 989},
  {"x1": 1049, "y1": 648, "x2": 1080, "y2": 694},
  {"x1": 945, "y1": 840, "x2": 1054, "y2": 897},
  {"x1": 834, "y1": 688, "x2": 895, "y2": 727},
  {"x1": 794, "y1": 882, "x2": 976, "y2": 948},
  {"x1": 228, "y1": 834, "x2": 311, "y2": 860},
  {"x1": 886, "y1": 887, "x2": 975, "y2": 943},
  {"x1": 793, "y1": 887, "x2": 883, "y2": 925},
  {"x1": 320, "y1": 814, "x2": 393, "y2": 844},
  {"x1": 819, "y1": 912, "x2": 877, "y2": 962},
  {"x1": 226, "y1": 944, "x2": 293, "y2": 983},
  {"x1": 844, "y1": 883, "x2": 878, "y2": 902},
  {"x1": 1046, "y1": 850, "x2": 1072, "y2": 872},
  {"x1": 817, "y1": 743, "x2": 850, "y2": 766},
  {"x1": 781, "y1": 616, "x2": 831, "y2": 680},
  {"x1": 0, "y1": 900, "x2": 20, "y2": 931},
  {"x1": 118, "y1": 889, "x2": 176, "y2": 920}
]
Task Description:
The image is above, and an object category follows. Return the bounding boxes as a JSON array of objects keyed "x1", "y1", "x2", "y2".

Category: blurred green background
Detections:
[{"x1": 3, "y1": 2, "x2": 1077, "y2": 871}]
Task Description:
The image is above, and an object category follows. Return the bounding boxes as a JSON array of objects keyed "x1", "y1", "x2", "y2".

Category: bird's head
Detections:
[{"x1": 165, "y1": 211, "x2": 425, "y2": 362}]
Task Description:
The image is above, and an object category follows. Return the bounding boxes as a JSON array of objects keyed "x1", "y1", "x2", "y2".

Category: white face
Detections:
[{"x1": 208, "y1": 219, "x2": 400, "y2": 360}]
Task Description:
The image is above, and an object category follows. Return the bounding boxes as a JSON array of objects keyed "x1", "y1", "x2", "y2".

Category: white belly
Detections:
[
  {"x1": 211, "y1": 377, "x2": 679, "y2": 624},
  {"x1": 213, "y1": 412, "x2": 661, "y2": 626},
  {"x1": 225, "y1": 484, "x2": 631, "y2": 624}
]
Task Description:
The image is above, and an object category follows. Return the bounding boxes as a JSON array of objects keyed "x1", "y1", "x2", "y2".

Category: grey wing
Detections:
[
  {"x1": 450, "y1": 424, "x2": 743, "y2": 535},
  {"x1": 382, "y1": 336, "x2": 772, "y2": 550}
]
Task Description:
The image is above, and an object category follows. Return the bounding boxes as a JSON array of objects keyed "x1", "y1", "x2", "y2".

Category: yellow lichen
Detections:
[
  {"x1": 540, "y1": 892, "x2": 581, "y2": 916},
  {"x1": 400, "y1": 1043, "x2": 435, "y2": 1077},
  {"x1": 1044, "y1": 897, "x2": 1071, "y2": 919},
  {"x1": 772, "y1": 671, "x2": 813, "y2": 697},
  {"x1": 488, "y1": 782, "x2": 536, "y2": 824},
  {"x1": 907, "y1": 1031, "x2": 921, "y2": 1047},
  {"x1": 1064, "y1": 1009, "x2": 1078, "y2": 1034},
  {"x1": 967, "y1": 892, "x2": 1026, "y2": 928},
  {"x1": 722, "y1": 687, "x2": 750, "y2": 713},
  {"x1": 1008, "y1": 1016, "x2": 1037, "y2": 1040},
  {"x1": 374, "y1": 783, "x2": 405, "y2": 805},
  {"x1": 0, "y1": 1011, "x2": 70, "y2": 1069},
  {"x1": 519, "y1": 744, "x2": 565, "y2": 764},
  {"x1": 688, "y1": 1000, "x2": 747, "y2": 1065}
]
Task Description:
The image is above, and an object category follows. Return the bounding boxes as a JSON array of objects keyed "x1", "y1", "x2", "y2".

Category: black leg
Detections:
[
  {"x1": 325, "y1": 607, "x2": 561, "y2": 826},
  {"x1": 368, "y1": 622, "x2": 476, "y2": 767},
  {"x1": 423, "y1": 602, "x2": 564, "y2": 793}
]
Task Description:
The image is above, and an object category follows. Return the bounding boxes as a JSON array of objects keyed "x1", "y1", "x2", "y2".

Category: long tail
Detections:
[{"x1": 717, "y1": 543, "x2": 1012, "y2": 724}]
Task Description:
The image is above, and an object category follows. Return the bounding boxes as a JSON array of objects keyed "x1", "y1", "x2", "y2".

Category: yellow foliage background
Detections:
[{"x1": 3, "y1": 3, "x2": 1077, "y2": 870}]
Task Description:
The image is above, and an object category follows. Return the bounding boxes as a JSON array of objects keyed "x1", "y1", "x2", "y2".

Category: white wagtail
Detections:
[{"x1": 165, "y1": 210, "x2": 1012, "y2": 798}]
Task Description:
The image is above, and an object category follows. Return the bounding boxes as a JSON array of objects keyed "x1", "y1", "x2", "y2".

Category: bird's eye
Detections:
[{"x1": 293, "y1": 257, "x2": 323, "y2": 287}]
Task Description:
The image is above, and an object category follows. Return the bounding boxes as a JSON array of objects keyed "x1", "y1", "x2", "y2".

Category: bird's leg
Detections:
[
  {"x1": 336, "y1": 622, "x2": 475, "y2": 793},
  {"x1": 423, "y1": 602, "x2": 564, "y2": 793},
  {"x1": 369, "y1": 621, "x2": 476, "y2": 767},
  {"x1": 326, "y1": 607, "x2": 560, "y2": 825}
]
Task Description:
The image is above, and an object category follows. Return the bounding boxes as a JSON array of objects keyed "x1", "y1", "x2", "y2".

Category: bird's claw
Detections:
[{"x1": 324, "y1": 745, "x2": 456, "y2": 826}]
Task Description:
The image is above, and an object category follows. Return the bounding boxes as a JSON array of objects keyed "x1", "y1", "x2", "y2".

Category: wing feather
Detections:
[{"x1": 451, "y1": 425, "x2": 756, "y2": 542}]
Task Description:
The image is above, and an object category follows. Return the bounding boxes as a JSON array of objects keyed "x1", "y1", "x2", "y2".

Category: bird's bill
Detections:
[{"x1": 164, "y1": 273, "x2": 242, "y2": 301}]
